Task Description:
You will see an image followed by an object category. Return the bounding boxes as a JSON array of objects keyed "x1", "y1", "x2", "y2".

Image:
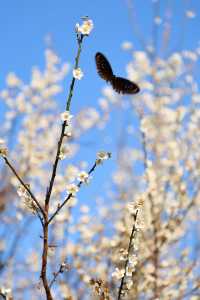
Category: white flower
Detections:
[
  {"x1": 186, "y1": 10, "x2": 196, "y2": 18},
  {"x1": 64, "y1": 125, "x2": 73, "y2": 137},
  {"x1": 121, "y1": 41, "x2": 133, "y2": 50},
  {"x1": 67, "y1": 183, "x2": 79, "y2": 195},
  {"x1": 75, "y1": 19, "x2": 94, "y2": 35},
  {"x1": 96, "y1": 151, "x2": 111, "y2": 164},
  {"x1": 80, "y1": 205, "x2": 90, "y2": 213},
  {"x1": 128, "y1": 254, "x2": 138, "y2": 268},
  {"x1": 60, "y1": 262, "x2": 69, "y2": 272},
  {"x1": 60, "y1": 111, "x2": 73, "y2": 122},
  {"x1": 77, "y1": 171, "x2": 89, "y2": 183},
  {"x1": 6, "y1": 72, "x2": 21, "y2": 87},
  {"x1": 0, "y1": 138, "x2": 5, "y2": 145},
  {"x1": 17, "y1": 184, "x2": 30, "y2": 198},
  {"x1": 126, "y1": 278, "x2": 133, "y2": 289},
  {"x1": 112, "y1": 267, "x2": 124, "y2": 280},
  {"x1": 154, "y1": 16, "x2": 162, "y2": 25},
  {"x1": 168, "y1": 53, "x2": 182, "y2": 74},
  {"x1": 192, "y1": 94, "x2": 200, "y2": 103},
  {"x1": 0, "y1": 147, "x2": 8, "y2": 157},
  {"x1": 59, "y1": 147, "x2": 67, "y2": 160},
  {"x1": 73, "y1": 68, "x2": 84, "y2": 80},
  {"x1": 0, "y1": 287, "x2": 11, "y2": 296}
]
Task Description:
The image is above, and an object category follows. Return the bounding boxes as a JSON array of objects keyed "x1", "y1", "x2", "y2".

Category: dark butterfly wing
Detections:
[
  {"x1": 95, "y1": 52, "x2": 114, "y2": 82},
  {"x1": 95, "y1": 52, "x2": 140, "y2": 94},
  {"x1": 111, "y1": 76, "x2": 140, "y2": 94}
]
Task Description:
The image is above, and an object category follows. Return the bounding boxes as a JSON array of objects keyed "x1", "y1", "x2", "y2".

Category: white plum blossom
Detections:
[
  {"x1": 6, "y1": 72, "x2": 21, "y2": 87},
  {"x1": 0, "y1": 138, "x2": 6, "y2": 145},
  {"x1": 66, "y1": 183, "x2": 79, "y2": 195},
  {"x1": 112, "y1": 267, "x2": 124, "y2": 280},
  {"x1": 60, "y1": 111, "x2": 73, "y2": 123},
  {"x1": 75, "y1": 19, "x2": 94, "y2": 35},
  {"x1": 77, "y1": 171, "x2": 89, "y2": 183},
  {"x1": 121, "y1": 41, "x2": 133, "y2": 50},
  {"x1": 186, "y1": 10, "x2": 196, "y2": 18},
  {"x1": 0, "y1": 147, "x2": 8, "y2": 157},
  {"x1": 96, "y1": 151, "x2": 111, "y2": 164},
  {"x1": 73, "y1": 68, "x2": 84, "y2": 80},
  {"x1": 64, "y1": 124, "x2": 73, "y2": 137},
  {"x1": 59, "y1": 147, "x2": 67, "y2": 160},
  {"x1": 0, "y1": 287, "x2": 12, "y2": 297},
  {"x1": 76, "y1": 107, "x2": 100, "y2": 130},
  {"x1": 154, "y1": 16, "x2": 162, "y2": 25}
]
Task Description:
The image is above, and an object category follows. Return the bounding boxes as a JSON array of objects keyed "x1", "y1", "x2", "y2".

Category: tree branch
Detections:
[
  {"x1": 3, "y1": 156, "x2": 44, "y2": 218},
  {"x1": 118, "y1": 209, "x2": 138, "y2": 300},
  {"x1": 45, "y1": 35, "x2": 84, "y2": 208}
]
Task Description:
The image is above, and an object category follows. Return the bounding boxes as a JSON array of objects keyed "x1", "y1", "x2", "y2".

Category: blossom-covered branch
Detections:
[
  {"x1": 40, "y1": 18, "x2": 94, "y2": 300},
  {"x1": 2, "y1": 156, "x2": 44, "y2": 218},
  {"x1": 48, "y1": 151, "x2": 111, "y2": 224},
  {"x1": 48, "y1": 161, "x2": 97, "y2": 224},
  {"x1": 117, "y1": 209, "x2": 138, "y2": 300}
]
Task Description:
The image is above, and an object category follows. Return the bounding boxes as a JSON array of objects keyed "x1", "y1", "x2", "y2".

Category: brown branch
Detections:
[
  {"x1": 49, "y1": 263, "x2": 66, "y2": 289},
  {"x1": 40, "y1": 216, "x2": 53, "y2": 300},
  {"x1": 3, "y1": 156, "x2": 44, "y2": 219},
  {"x1": 118, "y1": 209, "x2": 138, "y2": 300}
]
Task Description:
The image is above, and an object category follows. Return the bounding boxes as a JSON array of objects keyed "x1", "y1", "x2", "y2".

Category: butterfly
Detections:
[{"x1": 95, "y1": 52, "x2": 140, "y2": 94}]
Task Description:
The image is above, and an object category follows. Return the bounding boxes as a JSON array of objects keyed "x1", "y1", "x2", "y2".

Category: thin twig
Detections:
[
  {"x1": 118, "y1": 209, "x2": 139, "y2": 300},
  {"x1": 49, "y1": 264, "x2": 66, "y2": 289},
  {"x1": 45, "y1": 35, "x2": 84, "y2": 208},
  {"x1": 3, "y1": 156, "x2": 44, "y2": 218},
  {"x1": 48, "y1": 161, "x2": 97, "y2": 224}
]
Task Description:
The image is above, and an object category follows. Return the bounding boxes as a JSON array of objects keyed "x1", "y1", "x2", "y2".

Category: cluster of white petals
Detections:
[
  {"x1": 66, "y1": 183, "x2": 79, "y2": 195},
  {"x1": 73, "y1": 68, "x2": 84, "y2": 80},
  {"x1": 96, "y1": 151, "x2": 111, "y2": 165},
  {"x1": 60, "y1": 111, "x2": 73, "y2": 122},
  {"x1": 75, "y1": 19, "x2": 94, "y2": 35}
]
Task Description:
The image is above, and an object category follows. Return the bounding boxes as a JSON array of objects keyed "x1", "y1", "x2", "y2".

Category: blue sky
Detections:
[{"x1": 0, "y1": 0, "x2": 199, "y2": 95}]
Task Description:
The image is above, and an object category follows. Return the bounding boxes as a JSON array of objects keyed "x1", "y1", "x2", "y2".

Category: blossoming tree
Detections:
[{"x1": 0, "y1": 4, "x2": 200, "y2": 300}]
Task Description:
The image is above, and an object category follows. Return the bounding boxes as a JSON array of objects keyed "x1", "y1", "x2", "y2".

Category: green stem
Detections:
[
  {"x1": 66, "y1": 35, "x2": 83, "y2": 111},
  {"x1": 45, "y1": 35, "x2": 84, "y2": 207}
]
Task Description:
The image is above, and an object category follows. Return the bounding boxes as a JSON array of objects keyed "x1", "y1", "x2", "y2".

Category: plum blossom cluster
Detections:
[
  {"x1": 75, "y1": 18, "x2": 94, "y2": 36},
  {"x1": 73, "y1": 67, "x2": 84, "y2": 80},
  {"x1": 60, "y1": 111, "x2": 73, "y2": 123},
  {"x1": 96, "y1": 151, "x2": 111, "y2": 164},
  {"x1": 0, "y1": 147, "x2": 8, "y2": 157},
  {"x1": 17, "y1": 185, "x2": 37, "y2": 213},
  {"x1": 0, "y1": 287, "x2": 12, "y2": 299},
  {"x1": 0, "y1": 139, "x2": 8, "y2": 157}
]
